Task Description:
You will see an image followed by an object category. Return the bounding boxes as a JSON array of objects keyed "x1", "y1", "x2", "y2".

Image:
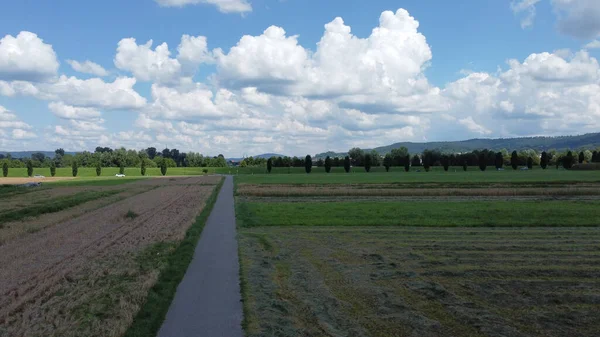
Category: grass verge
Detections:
[
  {"x1": 123, "y1": 177, "x2": 225, "y2": 337},
  {"x1": 0, "y1": 190, "x2": 121, "y2": 225},
  {"x1": 237, "y1": 200, "x2": 600, "y2": 227}
]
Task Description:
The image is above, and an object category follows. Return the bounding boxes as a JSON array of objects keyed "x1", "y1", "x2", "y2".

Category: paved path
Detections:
[{"x1": 158, "y1": 176, "x2": 243, "y2": 337}]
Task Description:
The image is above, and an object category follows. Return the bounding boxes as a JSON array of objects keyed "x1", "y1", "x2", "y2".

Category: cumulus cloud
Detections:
[
  {"x1": 0, "y1": 31, "x2": 59, "y2": 81},
  {"x1": 215, "y1": 9, "x2": 442, "y2": 114},
  {"x1": 48, "y1": 102, "x2": 102, "y2": 120},
  {"x1": 66, "y1": 60, "x2": 109, "y2": 77},
  {"x1": 585, "y1": 40, "x2": 600, "y2": 49},
  {"x1": 0, "y1": 105, "x2": 35, "y2": 141},
  {"x1": 458, "y1": 117, "x2": 492, "y2": 135},
  {"x1": 12, "y1": 128, "x2": 37, "y2": 139},
  {"x1": 552, "y1": 0, "x2": 600, "y2": 39},
  {"x1": 154, "y1": 0, "x2": 252, "y2": 13}
]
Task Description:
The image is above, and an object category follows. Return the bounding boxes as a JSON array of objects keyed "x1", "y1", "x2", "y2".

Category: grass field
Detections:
[{"x1": 235, "y1": 172, "x2": 600, "y2": 337}]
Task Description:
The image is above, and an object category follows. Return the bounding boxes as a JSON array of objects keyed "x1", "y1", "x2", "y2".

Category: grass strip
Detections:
[
  {"x1": 237, "y1": 200, "x2": 600, "y2": 227},
  {"x1": 123, "y1": 177, "x2": 225, "y2": 337},
  {"x1": 0, "y1": 190, "x2": 121, "y2": 225}
]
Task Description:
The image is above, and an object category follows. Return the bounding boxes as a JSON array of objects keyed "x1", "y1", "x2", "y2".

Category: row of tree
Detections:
[{"x1": 0, "y1": 147, "x2": 228, "y2": 169}]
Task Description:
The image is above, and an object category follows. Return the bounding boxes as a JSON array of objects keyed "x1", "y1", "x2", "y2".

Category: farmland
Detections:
[
  {"x1": 236, "y1": 171, "x2": 600, "y2": 337},
  {"x1": 0, "y1": 176, "x2": 222, "y2": 337}
]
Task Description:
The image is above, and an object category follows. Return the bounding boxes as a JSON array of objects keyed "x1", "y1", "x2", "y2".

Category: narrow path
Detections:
[{"x1": 158, "y1": 176, "x2": 243, "y2": 337}]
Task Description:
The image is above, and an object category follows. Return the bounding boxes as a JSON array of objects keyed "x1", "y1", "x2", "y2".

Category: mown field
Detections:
[
  {"x1": 0, "y1": 176, "x2": 223, "y2": 337},
  {"x1": 236, "y1": 173, "x2": 600, "y2": 337}
]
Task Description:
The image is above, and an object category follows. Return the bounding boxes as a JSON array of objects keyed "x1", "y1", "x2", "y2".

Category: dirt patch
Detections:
[
  {"x1": 0, "y1": 177, "x2": 219, "y2": 336},
  {"x1": 0, "y1": 177, "x2": 75, "y2": 185},
  {"x1": 239, "y1": 227, "x2": 600, "y2": 337}
]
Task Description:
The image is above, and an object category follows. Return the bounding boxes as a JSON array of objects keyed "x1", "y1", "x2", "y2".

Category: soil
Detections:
[
  {"x1": 0, "y1": 177, "x2": 75, "y2": 185},
  {"x1": 0, "y1": 177, "x2": 219, "y2": 336}
]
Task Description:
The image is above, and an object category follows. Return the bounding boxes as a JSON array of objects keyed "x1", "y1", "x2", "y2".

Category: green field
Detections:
[{"x1": 1, "y1": 167, "x2": 228, "y2": 177}]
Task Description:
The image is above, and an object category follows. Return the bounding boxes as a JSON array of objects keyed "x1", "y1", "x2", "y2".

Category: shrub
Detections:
[
  {"x1": 404, "y1": 155, "x2": 410, "y2": 172},
  {"x1": 141, "y1": 159, "x2": 146, "y2": 176},
  {"x1": 527, "y1": 157, "x2": 533, "y2": 169},
  {"x1": 579, "y1": 151, "x2": 585, "y2": 164},
  {"x1": 119, "y1": 162, "x2": 125, "y2": 175},
  {"x1": 495, "y1": 152, "x2": 503, "y2": 170},
  {"x1": 463, "y1": 161, "x2": 468, "y2": 171},
  {"x1": 96, "y1": 162, "x2": 102, "y2": 176},
  {"x1": 383, "y1": 154, "x2": 391, "y2": 172},
  {"x1": 324, "y1": 156, "x2": 332, "y2": 173},
  {"x1": 125, "y1": 210, "x2": 139, "y2": 219},
  {"x1": 442, "y1": 155, "x2": 449, "y2": 172},
  {"x1": 364, "y1": 154, "x2": 372, "y2": 172},
  {"x1": 50, "y1": 161, "x2": 56, "y2": 177},
  {"x1": 478, "y1": 153, "x2": 487, "y2": 171},
  {"x1": 161, "y1": 161, "x2": 168, "y2": 176},
  {"x1": 72, "y1": 161, "x2": 78, "y2": 177},
  {"x1": 305, "y1": 155, "x2": 312, "y2": 174},
  {"x1": 267, "y1": 158, "x2": 272, "y2": 173},
  {"x1": 202, "y1": 168, "x2": 208, "y2": 174},
  {"x1": 563, "y1": 151, "x2": 574, "y2": 169},
  {"x1": 27, "y1": 160, "x2": 33, "y2": 177},
  {"x1": 344, "y1": 156, "x2": 351, "y2": 173},
  {"x1": 2, "y1": 162, "x2": 8, "y2": 177}
]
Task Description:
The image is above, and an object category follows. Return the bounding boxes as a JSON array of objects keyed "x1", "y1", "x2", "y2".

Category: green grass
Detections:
[
  {"x1": 236, "y1": 168, "x2": 600, "y2": 184},
  {"x1": 123, "y1": 177, "x2": 224, "y2": 337},
  {"x1": 2, "y1": 167, "x2": 227, "y2": 178},
  {"x1": 0, "y1": 190, "x2": 121, "y2": 225},
  {"x1": 236, "y1": 200, "x2": 600, "y2": 227}
]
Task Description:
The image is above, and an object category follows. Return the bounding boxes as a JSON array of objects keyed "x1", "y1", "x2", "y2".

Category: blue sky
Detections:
[{"x1": 1, "y1": 0, "x2": 599, "y2": 156}]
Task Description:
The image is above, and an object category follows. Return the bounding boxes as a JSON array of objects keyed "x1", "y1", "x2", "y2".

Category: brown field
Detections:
[
  {"x1": 0, "y1": 176, "x2": 220, "y2": 337},
  {"x1": 237, "y1": 183, "x2": 600, "y2": 198},
  {"x1": 0, "y1": 177, "x2": 76, "y2": 185},
  {"x1": 240, "y1": 227, "x2": 600, "y2": 337}
]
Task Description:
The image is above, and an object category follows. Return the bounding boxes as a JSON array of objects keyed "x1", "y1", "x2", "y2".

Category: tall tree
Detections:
[
  {"x1": 160, "y1": 159, "x2": 168, "y2": 176},
  {"x1": 383, "y1": 154, "x2": 392, "y2": 172},
  {"x1": 50, "y1": 161, "x2": 56, "y2": 177},
  {"x1": 96, "y1": 161, "x2": 102, "y2": 176},
  {"x1": 55, "y1": 148, "x2": 65, "y2": 157},
  {"x1": 344, "y1": 156, "x2": 351, "y2": 173},
  {"x1": 579, "y1": 151, "x2": 585, "y2": 164},
  {"x1": 527, "y1": 157, "x2": 533, "y2": 169},
  {"x1": 348, "y1": 147, "x2": 365, "y2": 166},
  {"x1": 540, "y1": 151, "x2": 548, "y2": 169},
  {"x1": 26, "y1": 160, "x2": 33, "y2": 177},
  {"x1": 324, "y1": 156, "x2": 332, "y2": 173},
  {"x1": 305, "y1": 155, "x2": 312, "y2": 174},
  {"x1": 411, "y1": 154, "x2": 421, "y2": 167},
  {"x1": 2, "y1": 162, "x2": 8, "y2": 177},
  {"x1": 510, "y1": 150, "x2": 519, "y2": 170},
  {"x1": 592, "y1": 150, "x2": 599, "y2": 163},
  {"x1": 463, "y1": 159, "x2": 468, "y2": 171},
  {"x1": 441, "y1": 155, "x2": 450, "y2": 172},
  {"x1": 495, "y1": 152, "x2": 504, "y2": 169},
  {"x1": 267, "y1": 158, "x2": 273, "y2": 173},
  {"x1": 119, "y1": 162, "x2": 125, "y2": 174},
  {"x1": 478, "y1": 152, "x2": 487, "y2": 171},
  {"x1": 72, "y1": 160, "x2": 78, "y2": 177},
  {"x1": 364, "y1": 153, "x2": 372, "y2": 172},
  {"x1": 404, "y1": 155, "x2": 410, "y2": 172},
  {"x1": 146, "y1": 147, "x2": 157, "y2": 159},
  {"x1": 162, "y1": 148, "x2": 171, "y2": 158},
  {"x1": 563, "y1": 151, "x2": 574, "y2": 169},
  {"x1": 141, "y1": 159, "x2": 146, "y2": 176}
]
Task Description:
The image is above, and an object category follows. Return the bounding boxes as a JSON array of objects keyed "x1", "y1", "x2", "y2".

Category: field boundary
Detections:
[{"x1": 123, "y1": 176, "x2": 225, "y2": 337}]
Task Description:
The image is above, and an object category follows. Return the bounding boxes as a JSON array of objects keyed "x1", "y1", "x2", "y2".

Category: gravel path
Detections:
[{"x1": 158, "y1": 176, "x2": 243, "y2": 337}]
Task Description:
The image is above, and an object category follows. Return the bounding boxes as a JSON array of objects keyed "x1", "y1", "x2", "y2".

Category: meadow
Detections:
[{"x1": 235, "y1": 169, "x2": 600, "y2": 337}]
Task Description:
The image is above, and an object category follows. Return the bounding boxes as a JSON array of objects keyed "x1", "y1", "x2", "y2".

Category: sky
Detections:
[{"x1": 0, "y1": 0, "x2": 599, "y2": 157}]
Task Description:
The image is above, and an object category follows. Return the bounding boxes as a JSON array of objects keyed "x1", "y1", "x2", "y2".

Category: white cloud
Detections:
[
  {"x1": 510, "y1": 0, "x2": 542, "y2": 28},
  {"x1": 215, "y1": 9, "x2": 442, "y2": 114},
  {"x1": 584, "y1": 39, "x2": 600, "y2": 49},
  {"x1": 0, "y1": 105, "x2": 32, "y2": 130},
  {"x1": 154, "y1": 0, "x2": 252, "y2": 14},
  {"x1": 12, "y1": 128, "x2": 37, "y2": 139},
  {"x1": 48, "y1": 102, "x2": 102, "y2": 120},
  {"x1": 115, "y1": 38, "x2": 182, "y2": 84},
  {"x1": 177, "y1": 35, "x2": 213, "y2": 74},
  {"x1": 66, "y1": 60, "x2": 109, "y2": 77},
  {"x1": 0, "y1": 31, "x2": 59, "y2": 81},
  {"x1": 458, "y1": 117, "x2": 492, "y2": 135}
]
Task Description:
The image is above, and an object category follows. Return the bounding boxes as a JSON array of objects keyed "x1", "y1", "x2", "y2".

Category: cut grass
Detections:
[
  {"x1": 236, "y1": 200, "x2": 600, "y2": 227},
  {"x1": 0, "y1": 190, "x2": 121, "y2": 225},
  {"x1": 239, "y1": 226, "x2": 600, "y2": 337},
  {"x1": 123, "y1": 177, "x2": 225, "y2": 337}
]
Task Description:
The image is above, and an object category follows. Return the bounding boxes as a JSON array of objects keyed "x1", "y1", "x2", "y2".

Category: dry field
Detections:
[
  {"x1": 240, "y1": 227, "x2": 600, "y2": 337},
  {"x1": 0, "y1": 177, "x2": 75, "y2": 185},
  {"x1": 0, "y1": 176, "x2": 221, "y2": 337}
]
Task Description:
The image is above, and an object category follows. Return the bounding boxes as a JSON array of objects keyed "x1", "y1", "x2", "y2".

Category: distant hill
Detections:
[
  {"x1": 315, "y1": 133, "x2": 600, "y2": 158},
  {"x1": 227, "y1": 153, "x2": 286, "y2": 162}
]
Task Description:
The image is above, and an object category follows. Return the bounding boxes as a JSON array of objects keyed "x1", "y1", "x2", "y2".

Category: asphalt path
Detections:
[{"x1": 158, "y1": 176, "x2": 243, "y2": 337}]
